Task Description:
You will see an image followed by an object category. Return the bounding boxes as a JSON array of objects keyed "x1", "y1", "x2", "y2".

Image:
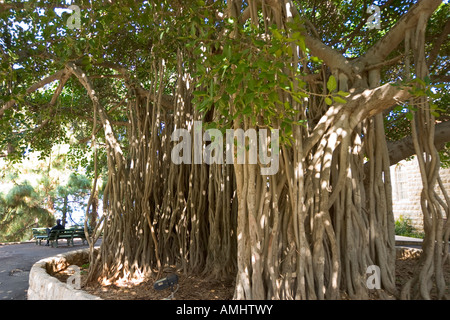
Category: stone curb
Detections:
[
  {"x1": 28, "y1": 247, "x2": 102, "y2": 300},
  {"x1": 396, "y1": 246, "x2": 422, "y2": 259}
]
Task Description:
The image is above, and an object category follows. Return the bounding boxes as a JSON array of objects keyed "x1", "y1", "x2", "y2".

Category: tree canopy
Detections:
[{"x1": 0, "y1": 145, "x2": 94, "y2": 241}]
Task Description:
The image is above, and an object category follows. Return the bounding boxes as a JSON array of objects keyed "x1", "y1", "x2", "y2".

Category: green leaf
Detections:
[
  {"x1": 242, "y1": 105, "x2": 252, "y2": 115},
  {"x1": 327, "y1": 75, "x2": 337, "y2": 92},
  {"x1": 272, "y1": 29, "x2": 283, "y2": 41},
  {"x1": 244, "y1": 92, "x2": 255, "y2": 105},
  {"x1": 431, "y1": 111, "x2": 440, "y2": 118},
  {"x1": 297, "y1": 37, "x2": 306, "y2": 53},
  {"x1": 268, "y1": 91, "x2": 279, "y2": 104},
  {"x1": 197, "y1": 98, "x2": 213, "y2": 113},
  {"x1": 393, "y1": 105, "x2": 404, "y2": 112},
  {"x1": 292, "y1": 95, "x2": 303, "y2": 104},
  {"x1": 223, "y1": 44, "x2": 231, "y2": 60},
  {"x1": 325, "y1": 97, "x2": 333, "y2": 106},
  {"x1": 232, "y1": 73, "x2": 244, "y2": 87},
  {"x1": 311, "y1": 56, "x2": 322, "y2": 64},
  {"x1": 193, "y1": 90, "x2": 207, "y2": 97},
  {"x1": 411, "y1": 78, "x2": 426, "y2": 87},
  {"x1": 291, "y1": 32, "x2": 302, "y2": 40},
  {"x1": 225, "y1": 86, "x2": 237, "y2": 95},
  {"x1": 405, "y1": 112, "x2": 413, "y2": 120},
  {"x1": 332, "y1": 96, "x2": 347, "y2": 104},
  {"x1": 337, "y1": 90, "x2": 350, "y2": 97},
  {"x1": 79, "y1": 55, "x2": 91, "y2": 66}
]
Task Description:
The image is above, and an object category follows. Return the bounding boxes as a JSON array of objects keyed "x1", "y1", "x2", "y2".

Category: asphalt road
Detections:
[{"x1": 0, "y1": 239, "x2": 96, "y2": 300}]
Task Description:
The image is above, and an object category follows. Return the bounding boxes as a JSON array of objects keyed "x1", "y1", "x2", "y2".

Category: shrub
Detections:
[{"x1": 395, "y1": 215, "x2": 424, "y2": 238}]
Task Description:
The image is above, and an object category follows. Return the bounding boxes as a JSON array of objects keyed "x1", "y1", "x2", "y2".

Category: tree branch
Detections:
[
  {"x1": 238, "y1": 0, "x2": 356, "y2": 78},
  {"x1": 387, "y1": 120, "x2": 450, "y2": 165},
  {"x1": 66, "y1": 62, "x2": 126, "y2": 164},
  {"x1": 348, "y1": 83, "x2": 411, "y2": 129},
  {"x1": 303, "y1": 34, "x2": 355, "y2": 78},
  {"x1": 0, "y1": 69, "x2": 66, "y2": 118},
  {"x1": 364, "y1": 54, "x2": 404, "y2": 71},
  {"x1": 431, "y1": 74, "x2": 450, "y2": 83},
  {"x1": 96, "y1": 61, "x2": 174, "y2": 110},
  {"x1": 357, "y1": 0, "x2": 443, "y2": 66},
  {"x1": 29, "y1": 70, "x2": 71, "y2": 139},
  {"x1": 428, "y1": 18, "x2": 450, "y2": 67}
]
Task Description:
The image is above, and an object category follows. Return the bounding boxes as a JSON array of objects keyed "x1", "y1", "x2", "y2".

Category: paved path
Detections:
[{"x1": 0, "y1": 240, "x2": 97, "y2": 300}]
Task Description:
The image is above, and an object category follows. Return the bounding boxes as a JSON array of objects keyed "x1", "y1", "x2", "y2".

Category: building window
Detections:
[{"x1": 394, "y1": 165, "x2": 407, "y2": 200}]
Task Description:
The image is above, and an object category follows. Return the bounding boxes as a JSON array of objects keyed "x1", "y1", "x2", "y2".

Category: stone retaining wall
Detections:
[
  {"x1": 28, "y1": 247, "x2": 102, "y2": 300},
  {"x1": 395, "y1": 246, "x2": 422, "y2": 259}
]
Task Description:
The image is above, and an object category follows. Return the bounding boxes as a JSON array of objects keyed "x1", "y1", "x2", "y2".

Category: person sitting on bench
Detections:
[{"x1": 45, "y1": 219, "x2": 65, "y2": 246}]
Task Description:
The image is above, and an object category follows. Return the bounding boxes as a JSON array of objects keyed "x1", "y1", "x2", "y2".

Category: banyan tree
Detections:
[{"x1": 0, "y1": 0, "x2": 449, "y2": 299}]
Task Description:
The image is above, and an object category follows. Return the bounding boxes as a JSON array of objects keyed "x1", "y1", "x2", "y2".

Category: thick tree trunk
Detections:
[{"x1": 400, "y1": 16, "x2": 450, "y2": 300}]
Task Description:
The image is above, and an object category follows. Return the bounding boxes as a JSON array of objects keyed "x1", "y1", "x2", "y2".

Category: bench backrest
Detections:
[
  {"x1": 32, "y1": 228, "x2": 47, "y2": 236},
  {"x1": 71, "y1": 226, "x2": 92, "y2": 235},
  {"x1": 48, "y1": 229, "x2": 74, "y2": 240}
]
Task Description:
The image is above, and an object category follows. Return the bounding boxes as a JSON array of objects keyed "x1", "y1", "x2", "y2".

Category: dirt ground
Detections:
[
  {"x1": 394, "y1": 248, "x2": 450, "y2": 299},
  {"x1": 52, "y1": 248, "x2": 449, "y2": 300},
  {"x1": 55, "y1": 267, "x2": 235, "y2": 300}
]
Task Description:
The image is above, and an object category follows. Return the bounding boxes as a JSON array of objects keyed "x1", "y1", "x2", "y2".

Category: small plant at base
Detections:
[{"x1": 395, "y1": 215, "x2": 424, "y2": 239}]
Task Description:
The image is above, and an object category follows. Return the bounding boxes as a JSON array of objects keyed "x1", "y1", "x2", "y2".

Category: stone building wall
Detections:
[{"x1": 390, "y1": 157, "x2": 450, "y2": 232}]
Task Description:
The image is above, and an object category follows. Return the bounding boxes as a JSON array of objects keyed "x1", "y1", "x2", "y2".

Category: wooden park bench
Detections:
[
  {"x1": 32, "y1": 226, "x2": 92, "y2": 248},
  {"x1": 71, "y1": 226, "x2": 90, "y2": 245},
  {"x1": 32, "y1": 228, "x2": 49, "y2": 246}
]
